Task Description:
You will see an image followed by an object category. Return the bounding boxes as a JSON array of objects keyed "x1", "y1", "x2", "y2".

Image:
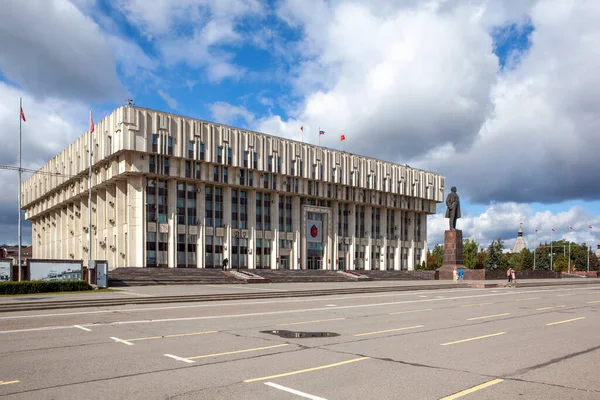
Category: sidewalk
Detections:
[{"x1": 1, "y1": 278, "x2": 598, "y2": 308}]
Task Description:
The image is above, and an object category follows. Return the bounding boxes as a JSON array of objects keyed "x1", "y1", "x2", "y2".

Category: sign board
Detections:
[
  {"x1": 307, "y1": 220, "x2": 323, "y2": 243},
  {"x1": 29, "y1": 260, "x2": 83, "y2": 281},
  {"x1": 96, "y1": 261, "x2": 108, "y2": 288},
  {"x1": 0, "y1": 260, "x2": 11, "y2": 282}
]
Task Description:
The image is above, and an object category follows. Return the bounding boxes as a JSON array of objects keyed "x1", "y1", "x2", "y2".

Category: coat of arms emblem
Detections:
[{"x1": 310, "y1": 224, "x2": 318, "y2": 238}]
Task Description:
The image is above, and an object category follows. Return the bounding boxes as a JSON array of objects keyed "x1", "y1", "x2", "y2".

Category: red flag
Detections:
[
  {"x1": 590, "y1": 225, "x2": 593, "y2": 229},
  {"x1": 300, "y1": 126, "x2": 304, "y2": 132},
  {"x1": 552, "y1": 228, "x2": 555, "y2": 232},
  {"x1": 340, "y1": 134, "x2": 346, "y2": 141},
  {"x1": 20, "y1": 107, "x2": 26, "y2": 122},
  {"x1": 534, "y1": 229, "x2": 538, "y2": 233},
  {"x1": 90, "y1": 111, "x2": 94, "y2": 133},
  {"x1": 569, "y1": 226, "x2": 574, "y2": 230}
]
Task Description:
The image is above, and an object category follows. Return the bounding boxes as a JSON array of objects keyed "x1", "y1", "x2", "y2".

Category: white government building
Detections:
[{"x1": 22, "y1": 106, "x2": 444, "y2": 271}]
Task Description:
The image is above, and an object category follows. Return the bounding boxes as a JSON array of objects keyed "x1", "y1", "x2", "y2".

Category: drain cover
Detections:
[{"x1": 261, "y1": 330, "x2": 339, "y2": 338}]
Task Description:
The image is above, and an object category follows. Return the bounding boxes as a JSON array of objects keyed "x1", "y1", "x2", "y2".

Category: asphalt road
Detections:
[{"x1": 1, "y1": 284, "x2": 599, "y2": 399}]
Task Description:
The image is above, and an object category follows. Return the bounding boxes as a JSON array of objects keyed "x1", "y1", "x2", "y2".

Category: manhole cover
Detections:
[{"x1": 261, "y1": 330, "x2": 339, "y2": 338}]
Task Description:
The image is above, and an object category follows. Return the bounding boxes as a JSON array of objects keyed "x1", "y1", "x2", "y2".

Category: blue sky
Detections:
[{"x1": 0, "y1": 0, "x2": 599, "y2": 250}]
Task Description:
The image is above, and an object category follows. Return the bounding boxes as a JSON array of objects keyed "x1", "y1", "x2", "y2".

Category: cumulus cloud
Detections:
[
  {"x1": 209, "y1": 101, "x2": 255, "y2": 126},
  {"x1": 157, "y1": 89, "x2": 179, "y2": 110},
  {"x1": 0, "y1": 0, "x2": 125, "y2": 101},
  {"x1": 427, "y1": 202, "x2": 600, "y2": 250},
  {"x1": 116, "y1": 0, "x2": 264, "y2": 81}
]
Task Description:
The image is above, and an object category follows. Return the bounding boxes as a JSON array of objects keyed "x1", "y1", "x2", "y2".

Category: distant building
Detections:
[
  {"x1": 21, "y1": 106, "x2": 445, "y2": 271},
  {"x1": 595, "y1": 241, "x2": 600, "y2": 259},
  {"x1": 512, "y1": 223, "x2": 527, "y2": 254}
]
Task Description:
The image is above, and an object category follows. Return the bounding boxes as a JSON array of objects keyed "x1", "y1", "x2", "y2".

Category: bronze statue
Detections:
[{"x1": 445, "y1": 186, "x2": 461, "y2": 230}]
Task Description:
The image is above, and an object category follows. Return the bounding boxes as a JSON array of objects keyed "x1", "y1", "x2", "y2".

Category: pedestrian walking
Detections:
[
  {"x1": 453, "y1": 267, "x2": 458, "y2": 283},
  {"x1": 511, "y1": 268, "x2": 516, "y2": 284},
  {"x1": 507, "y1": 268, "x2": 512, "y2": 283},
  {"x1": 458, "y1": 267, "x2": 464, "y2": 282}
]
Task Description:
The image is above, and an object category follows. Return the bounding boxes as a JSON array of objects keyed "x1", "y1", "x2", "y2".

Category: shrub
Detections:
[{"x1": 0, "y1": 280, "x2": 92, "y2": 295}]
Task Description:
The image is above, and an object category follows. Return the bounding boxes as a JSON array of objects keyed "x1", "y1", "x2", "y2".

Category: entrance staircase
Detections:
[
  {"x1": 108, "y1": 268, "x2": 243, "y2": 286},
  {"x1": 252, "y1": 269, "x2": 355, "y2": 283},
  {"x1": 361, "y1": 270, "x2": 435, "y2": 280}
]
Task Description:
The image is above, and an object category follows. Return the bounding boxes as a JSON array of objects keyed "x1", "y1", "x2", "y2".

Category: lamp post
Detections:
[{"x1": 234, "y1": 231, "x2": 240, "y2": 272}]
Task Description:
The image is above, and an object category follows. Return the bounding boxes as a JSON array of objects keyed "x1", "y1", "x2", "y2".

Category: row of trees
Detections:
[{"x1": 424, "y1": 239, "x2": 599, "y2": 271}]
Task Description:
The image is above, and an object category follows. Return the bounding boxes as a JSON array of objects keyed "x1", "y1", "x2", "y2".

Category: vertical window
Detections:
[
  {"x1": 299, "y1": 161, "x2": 304, "y2": 177},
  {"x1": 231, "y1": 189, "x2": 239, "y2": 229},
  {"x1": 263, "y1": 173, "x2": 269, "y2": 189},
  {"x1": 200, "y1": 143, "x2": 205, "y2": 161},
  {"x1": 248, "y1": 171, "x2": 253, "y2": 187},
  {"x1": 167, "y1": 137, "x2": 173, "y2": 155},
  {"x1": 217, "y1": 146, "x2": 223, "y2": 163},
  {"x1": 177, "y1": 234, "x2": 186, "y2": 266},
  {"x1": 285, "y1": 196, "x2": 292, "y2": 232},
  {"x1": 278, "y1": 196, "x2": 284, "y2": 231},
  {"x1": 253, "y1": 153, "x2": 258, "y2": 169},
  {"x1": 264, "y1": 193, "x2": 271, "y2": 231},
  {"x1": 149, "y1": 155, "x2": 155, "y2": 173},
  {"x1": 188, "y1": 140, "x2": 194, "y2": 158},
  {"x1": 240, "y1": 190, "x2": 248, "y2": 229},
  {"x1": 158, "y1": 181, "x2": 167, "y2": 223},
  {"x1": 290, "y1": 160, "x2": 295, "y2": 176},
  {"x1": 152, "y1": 134, "x2": 158, "y2": 152},
  {"x1": 185, "y1": 161, "x2": 191, "y2": 178},
  {"x1": 213, "y1": 166, "x2": 219, "y2": 182},
  {"x1": 244, "y1": 151, "x2": 249, "y2": 168},
  {"x1": 187, "y1": 184, "x2": 196, "y2": 225},
  {"x1": 227, "y1": 148, "x2": 232, "y2": 165},
  {"x1": 268, "y1": 156, "x2": 273, "y2": 172},
  {"x1": 223, "y1": 167, "x2": 228, "y2": 183},
  {"x1": 205, "y1": 235, "x2": 213, "y2": 268},
  {"x1": 177, "y1": 183, "x2": 185, "y2": 224},
  {"x1": 188, "y1": 234, "x2": 197, "y2": 266},
  {"x1": 146, "y1": 231, "x2": 156, "y2": 266},
  {"x1": 256, "y1": 193, "x2": 263, "y2": 230},
  {"x1": 239, "y1": 169, "x2": 245, "y2": 186},
  {"x1": 205, "y1": 185, "x2": 213, "y2": 227},
  {"x1": 195, "y1": 163, "x2": 201, "y2": 179},
  {"x1": 277, "y1": 156, "x2": 281, "y2": 173},
  {"x1": 163, "y1": 158, "x2": 170, "y2": 175},
  {"x1": 214, "y1": 187, "x2": 223, "y2": 227},
  {"x1": 146, "y1": 179, "x2": 157, "y2": 222}
]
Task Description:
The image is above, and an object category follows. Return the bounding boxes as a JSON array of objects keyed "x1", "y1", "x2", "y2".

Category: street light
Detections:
[{"x1": 234, "y1": 231, "x2": 240, "y2": 271}]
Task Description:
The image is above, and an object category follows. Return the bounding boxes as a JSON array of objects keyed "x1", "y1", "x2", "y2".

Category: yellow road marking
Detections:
[
  {"x1": 126, "y1": 330, "x2": 218, "y2": 342},
  {"x1": 461, "y1": 302, "x2": 494, "y2": 307},
  {"x1": 557, "y1": 294, "x2": 576, "y2": 297},
  {"x1": 244, "y1": 357, "x2": 370, "y2": 383},
  {"x1": 354, "y1": 325, "x2": 424, "y2": 337},
  {"x1": 0, "y1": 380, "x2": 19, "y2": 386},
  {"x1": 467, "y1": 313, "x2": 510, "y2": 321},
  {"x1": 439, "y1": 378, "x2": 504, "y2": 399},
  {"x1": 587, "y1": 300, "x2": 600, "y2": 304},
  {"x1": 188, "y1": 344, "x2": 290, "y2": 360},
  {"x1": 536, "y1": 305, "x2": 565, "y2": 311},
  {"x1": 389, "y1": 308, "x2": 433, "y2": 315},
  {"x1": 517, "y1": 297, "x2": 540, "y2": 301},
  {"x1": 277, "y1": 318, "x2": 346, "y2": 326},
  {"x1": 441, "y1": 332, "x2": 506, "y2": 346},
  {"x1": 546, "y1": 317, "x2": 586, "y2": 326}
]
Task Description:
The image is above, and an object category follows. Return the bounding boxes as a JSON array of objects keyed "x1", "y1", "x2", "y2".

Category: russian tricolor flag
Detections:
[{"x1": 319, "y1": 129, "x2": 325, "y2": 135}]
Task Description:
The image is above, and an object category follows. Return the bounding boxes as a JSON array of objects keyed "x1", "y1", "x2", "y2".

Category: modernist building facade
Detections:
[{"x1": 22, "y1": 106, "x2": 444, "y2": 270}]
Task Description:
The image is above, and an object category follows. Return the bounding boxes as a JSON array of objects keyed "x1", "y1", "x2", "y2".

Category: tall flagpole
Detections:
[
  {"x1": 533, "y1": 230, "x2": 537, "y2": 270},
  {"x1": 318, "y1": 127, "x2": 321, "y2": 147},
  {"x1": 88, "y1": 111, "x2": 93, "y2": 283},
  {"x1": 550, "y1": 229, "x2": 553, "y2": 271},
  {"x1": 18, "y1": 98, "x2": 22, "y2": 281}
]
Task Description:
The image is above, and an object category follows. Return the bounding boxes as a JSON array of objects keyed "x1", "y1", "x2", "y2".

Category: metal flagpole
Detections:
[
  {"x1": 18, "y1": 98, "x2": 22, "y2": 281},
  {"x1": 318, "y1": 127, "x2": 321, "y2": 147},
  {"x1": 550, "y1": 229, "x2": 553, "y2": 271},
  {"x1": 533, "y1": 230, "x2": 537, "y2": 270},
  {"x1": 88, "y1": 111, "x2": 93, "y2": 284}
]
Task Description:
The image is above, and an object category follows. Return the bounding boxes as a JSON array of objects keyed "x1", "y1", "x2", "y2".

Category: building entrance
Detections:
[
  {"x1": 280, "y1": 255, "x2": 290, "y2": 270},
  {"x1": 307, "y1": 256, "x2": 322, "y2": 270}
]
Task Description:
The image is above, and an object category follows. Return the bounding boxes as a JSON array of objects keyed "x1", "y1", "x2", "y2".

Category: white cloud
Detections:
[
  {"x1": 157, "y1": 89, "x2": 179, "y2": 110},
  {"x1": 209, "y1": 101, "x2": 255, "y2": 126},
  {"x1": 0, "y1": 0, "x2": 125, "y2": 101},
  {"x1": 116, "y1": 0, "x2": 264, "y2": 82},
  {"x1": 427, "y1": 202, "x2": 600, "y2": 251}
]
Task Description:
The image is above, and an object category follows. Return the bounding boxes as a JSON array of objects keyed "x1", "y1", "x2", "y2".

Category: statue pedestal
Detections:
[{"x1": 437, "y1": 230, "x2": 465, "y2": 280}]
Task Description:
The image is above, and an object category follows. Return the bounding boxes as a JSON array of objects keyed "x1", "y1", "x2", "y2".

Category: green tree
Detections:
[
  {"x1": 431, "y1": 244, "x2": 443, "y2": 268},
  {"x1": 521, "y1": 248, "x2": 534, "y2": 270},
  {"x1": 485, "y1": 239, "x2": 504, "y2": 270},
  {"x1": 475, "y1": 251, "x2": 487, "y2": 269},
  {"x1": 589, "y1": 251, "x2": 599, "y2": 271},
  {"x1": 463, "y1": 239, "x2": 479, "y2": 269},
  {"x1": 554, "y1": 254, "x2": 568, "y2": 272},
  {"x1": 534, "y1": 245, "x2": 550, "y2": 270}
]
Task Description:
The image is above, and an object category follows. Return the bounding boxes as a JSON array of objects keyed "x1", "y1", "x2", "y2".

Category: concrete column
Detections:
[
  {"x1": 196, "y1": 182, "x2": 205, "y2": 268},
  {"x1": 380, "y1": 207, "x2": 387, "y2": 271},
  {"x1": 167, "y1": 179, "x2": 177, "y2": 268},
  {"x1": 365, "y1": 205, "x2": 372, "y2": 270},
  {"x1": 332, "y1": 201, "x2": 339, "y2": 270},
  {"x1": 394, "y1": 209, "x2": 402, "y2": 271},
  {"x1": 349, "y1": 203, "x2": 356, "y2": 270},
  {"x1": 116, "y1": 180, "x2": 128, "y2": 269},
  {"x1": 407, "y1": 211, "x2": 415, "y2": 271},
  {"x1": 127, "y1": 176, "x2": 145, "y2": 268},
  {"x1": 292, "y1": 195, "x2": 301, "y2": 270},
  {"x1": 248, "y1": 189, "x2": 257, "y2": 269},
  {"x1": 224, "y1": 186, "x2": 232, "y2": 265},
  {"x1": 271, "y1": 192, "x2": 279, "y2": 269},
  {"x1": 420, "y1": 213, "x2": 428, "y2": 267}
]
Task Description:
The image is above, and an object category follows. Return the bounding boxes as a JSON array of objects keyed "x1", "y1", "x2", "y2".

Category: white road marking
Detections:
[
  {"x1": 207, "y1": 285, "x2": 285, "y2": 292},
  {"x1": 264, "y1": 382, "x2": 327, "y2": 400},
  {"x1": 164, "y1": 354, "x2": 195, "y2": 364},
  {"x1": 115, "y1": 291, "x2": 155, "y2": 297},
  {"x1": 0, "y1": 287, "x2": 593, "y2": 334},
  {"x1": 325, "y1": 304, "x2": 337, "y2": 307},
  {"x1": 110, "y1": 337, "x2": 134, "y2": 346},
  {"x1": 0, "y1": 288, "x2": 482, "y2": 321},
  {"x1": 73, "y1": 325, "x2": 91, "y2": 331}
]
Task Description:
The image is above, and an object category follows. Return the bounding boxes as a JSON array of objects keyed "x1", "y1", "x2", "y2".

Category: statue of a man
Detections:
[{"x1": 445, "y1": 186, "x2": 461, "y2": 230}]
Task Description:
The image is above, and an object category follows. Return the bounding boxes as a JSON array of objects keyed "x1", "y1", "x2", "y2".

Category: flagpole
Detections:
[
  {"x1": 88, "y1": 111, "x2": 93, "y2": 283},
  {"x1": 318, "y1": 127, "x2": 321, "y2": 147},
  {"x1": 550, "y1": 230, "x2": 553, "y2": 271},
  {"x1": 568, "y1": 230, "x2": 571, "y2": 274},
  {"x1": 533, "y1": 231, "x2": 537, "y2": 271},
  {"x1": 18, "y1": 98, "x2": 22, "y2": 281}
]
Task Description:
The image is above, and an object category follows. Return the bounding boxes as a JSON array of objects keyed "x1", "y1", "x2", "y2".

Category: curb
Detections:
[{"x1": 1, "y1": 279, "x2": 599, "y2": 313}]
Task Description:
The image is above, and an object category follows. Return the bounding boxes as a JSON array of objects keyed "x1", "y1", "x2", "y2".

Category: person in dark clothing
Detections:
[{"x1": 222, "y1": 258, "x2": 229, "y2": 270}]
